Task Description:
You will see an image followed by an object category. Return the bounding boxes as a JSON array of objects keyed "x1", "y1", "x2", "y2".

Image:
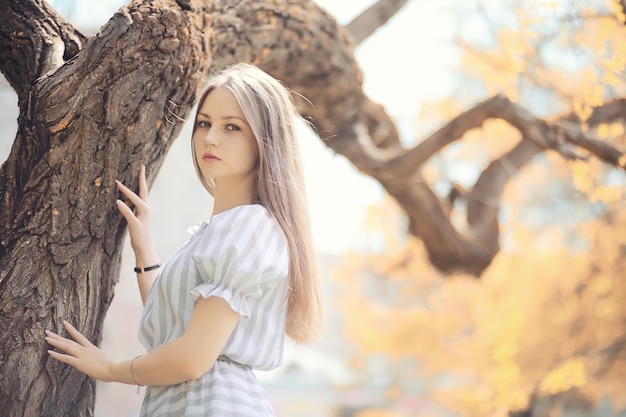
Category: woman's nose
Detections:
[{"x1": 204, "y1": 128, "x2": 219, "y2": 147}]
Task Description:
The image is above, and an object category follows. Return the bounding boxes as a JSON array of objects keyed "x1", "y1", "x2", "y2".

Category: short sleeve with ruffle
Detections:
[{"x1": 189, "y1": 204, "x2": 289, "y2": 318}]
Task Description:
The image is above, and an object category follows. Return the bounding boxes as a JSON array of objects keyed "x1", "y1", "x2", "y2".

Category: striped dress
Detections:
[{"x1": 138, "y1": 204, "x2": 290, "y2": 416}]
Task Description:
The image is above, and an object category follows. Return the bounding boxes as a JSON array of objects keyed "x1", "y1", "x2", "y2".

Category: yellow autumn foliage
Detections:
[
  {"x1": 333, "y1": 193, "x2": 626, "y2": 417},
  {"x1": 571, "y1": 159, "x2": 596, "y2": 194},
  {"x1": 540, "y1": 358, "x2": 588, "y2": 394},
  {"x1": 590, "y1": 185, "x2": 623, "y2": 203}
]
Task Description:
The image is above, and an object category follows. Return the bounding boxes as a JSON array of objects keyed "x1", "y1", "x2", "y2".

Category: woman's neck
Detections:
[{"x1": 211, "y1": 180, "x2": 256, "y2": 216}]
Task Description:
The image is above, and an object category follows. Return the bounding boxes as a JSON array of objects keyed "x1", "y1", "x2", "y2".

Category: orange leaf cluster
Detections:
[{"x1": 333, "y1": 196, "x2": 626, "y2": 417}]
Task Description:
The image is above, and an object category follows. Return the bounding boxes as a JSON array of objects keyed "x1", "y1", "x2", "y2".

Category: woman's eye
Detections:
[
  {"x1": 197, "y1": 121, "x2": 211, "y2": 128},
  {"x1": 226, "y1": 124, "x2": 241, "y2": 131}
]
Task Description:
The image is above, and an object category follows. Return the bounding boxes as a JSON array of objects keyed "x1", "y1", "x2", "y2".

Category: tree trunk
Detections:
[{"x1": 0, "y1": 0, "x2": 212, "y2": 415}]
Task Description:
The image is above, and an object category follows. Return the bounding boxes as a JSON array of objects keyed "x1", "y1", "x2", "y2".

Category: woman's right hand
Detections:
[{"x1": 115, "y1": 165, "x2": 158, "y2": 263}]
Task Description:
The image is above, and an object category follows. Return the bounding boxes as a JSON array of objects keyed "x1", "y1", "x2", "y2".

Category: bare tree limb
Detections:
[
  {"x1": 345, "y1": 0, "x2": 410, "y2": 46},
  {"x1": 208, "y1": 0, "x2": 365, "y2": 141},
  {"x1": 377, "y1": 95, "x2": 515, "y2": 178},
  {"x1": 361, "y1": 96, "x2": 403, "y2": 150},
  {"x1": 344, "y1": 95, "x2": 626, "y2": 184},
  {"x1": 564, "y1": 98, "x2": 626, "y2": 127},
  {"x1": 322, "y1": 92, "x2": 625, "y2": 274},
  {"x1": 555, "y1": 122, "x2": 626, "y2": 168},
  {"x1": 0, "y1": 0, "x2": 86, "y2": 106},
  {"x1": 386, "y1": 173, "x2": 497, "y2": 275},
  {"x1": 467, "y1": 139, "x2": 542, "y2": 228}
]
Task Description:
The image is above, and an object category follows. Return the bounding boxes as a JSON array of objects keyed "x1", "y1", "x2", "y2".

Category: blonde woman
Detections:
[{"x1": 46, "y1": 63, "x2": 322, "y2": 416}]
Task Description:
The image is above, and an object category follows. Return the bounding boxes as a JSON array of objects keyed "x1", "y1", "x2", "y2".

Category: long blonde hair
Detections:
[{"x1": 191, "y1": 63, "x2": 322, "y2": 343}]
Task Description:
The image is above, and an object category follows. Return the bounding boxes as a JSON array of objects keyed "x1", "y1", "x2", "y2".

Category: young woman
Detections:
[{"x1": 45, "y1": 63, "x2": 323, "y2": 416}]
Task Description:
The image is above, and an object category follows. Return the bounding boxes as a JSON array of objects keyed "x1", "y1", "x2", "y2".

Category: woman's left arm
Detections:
[{"x1": 46, "y1": 296, "x2": 240, "y2": 386}]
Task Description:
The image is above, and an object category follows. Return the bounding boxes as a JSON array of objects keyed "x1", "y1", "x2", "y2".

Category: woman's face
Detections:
[{"x1": 193, "y1": 87, "x2": 259, "y2": 187}]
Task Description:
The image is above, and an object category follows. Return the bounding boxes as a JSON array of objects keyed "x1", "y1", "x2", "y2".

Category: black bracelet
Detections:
[{"x1": 134, "y1": 263, "x2": 161, "y2": 274}]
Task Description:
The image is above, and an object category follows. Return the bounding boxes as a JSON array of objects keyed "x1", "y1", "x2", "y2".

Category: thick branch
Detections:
[
  {"x1": 466, "y1": 139, "x2": 543, "y2": 228},
  {"x1": 385, "y1": 174, "x2": 497, "y2": 276},
  {"x1": 366, "y1": 95, "x2": 626, "y2": 182},
  {"x1": 588, "y1": 98, "x2": 626, "y2": 125},
  {"x1": 345, "y1": 0, "x2": 410, "y2": 45},
  {"x1": 555, "y1": 122, "x2": 626, "y2": 168},
  {"x1": 563, "y1": 98, "x2": 626, "y2": 126},
  {"x1": 323, "y1": 92, "x2": 624, "y2": 275},
  {"x1": 362, "y1": 96, "x2": 403, "y2": 150},
  {"x1": 384, "y1": 95, "x2": 516, "y2": 176},
  {"x1": 327, "y1": 122, "x2": 544, "y2": 274},
  {"x1": 0, "y1": 0, "x2": 86, "y2": 105},
  {"x1": 330, "y1": 96, "x2": 530, "y2": 183},
  {"x1": 336, "y1": 95, "x2": 546, "y2": 182},
  {"x1": 208, "y1": 0, "x2": 365, "y2": 139}
]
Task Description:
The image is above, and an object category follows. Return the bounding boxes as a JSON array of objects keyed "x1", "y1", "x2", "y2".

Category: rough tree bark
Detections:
[
  {"x1": 0, "y1": 0, "x2": 212, "y2": 415},
  {"x1": 0, "y1": 0, "x2": 624, "y2": 415}
]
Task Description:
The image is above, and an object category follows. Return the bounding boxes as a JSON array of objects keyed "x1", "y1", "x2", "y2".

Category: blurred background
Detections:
[{"x1": 1, "y1": 0, "x2": 625, "y2": 416}]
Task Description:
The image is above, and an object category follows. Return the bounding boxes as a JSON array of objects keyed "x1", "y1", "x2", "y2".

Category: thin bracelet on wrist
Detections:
[
  {"x1": 134, "y1": 263, "x2": 161, "y2": 274},
  {"x1": 130, "y1": 355, "x2": 144, "y2": 395}
]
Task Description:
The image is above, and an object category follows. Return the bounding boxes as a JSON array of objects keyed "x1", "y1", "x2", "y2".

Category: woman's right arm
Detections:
[
  {"x1": 115, "y1": 165, "x2": 160, "y2": 305},
  {"x1": 46, "y1": 295, "x2": 240, "y2": 386}
]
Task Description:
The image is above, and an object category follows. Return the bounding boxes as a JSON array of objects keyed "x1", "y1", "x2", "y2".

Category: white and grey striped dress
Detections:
[{"x1": 138, "y1": 204, "x2": 289, "y2": 416}]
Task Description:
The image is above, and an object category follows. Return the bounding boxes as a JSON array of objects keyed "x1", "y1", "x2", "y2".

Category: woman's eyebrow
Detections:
[
  {"x1": 197, "y1": 112, "x2": 247, "y2": 124},
  {"x1": 221, "y1": 116, "x2": 250, "y2": 126}
]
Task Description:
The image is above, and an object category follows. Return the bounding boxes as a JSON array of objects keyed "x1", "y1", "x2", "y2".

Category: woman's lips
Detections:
[{"x1": 202, "y1": 153, "x2": 221, "y2": 162}]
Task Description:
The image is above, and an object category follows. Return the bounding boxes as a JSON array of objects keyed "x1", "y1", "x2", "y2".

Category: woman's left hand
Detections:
[{"x1": 46, "y1": 321, "x2": 113, "y2": 382}]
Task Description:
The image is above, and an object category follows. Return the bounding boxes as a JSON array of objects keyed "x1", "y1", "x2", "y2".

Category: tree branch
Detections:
[
  {"x1": 564, "y1": 98, "x2": 626, "y2": 127},
  {"x1": 208, "y1": 0, "x2": 365, "y2": 140},
  {"x1": 0, "y1": 0, "x2": 86, "y2": 106},
  {"x1": 466, "y1": 139, "x2": 542, "y2": 230},
  {"x1": 368, "y1": 95, "x2": 626, "y2": 182},
  {"x1": 378, "y1": 95, "x2": 515, "y2": 178},
  {"x1": 345, "y1": 0, "x2": 410, "y2": 46},
  {"x1": 385, "y1": 174, "x2": 498, "y2": 276},
  {"x1": 554, "y1": 122, "x2": 626, "y2": 168},
  {"x1": 322, "y1": 92, "x2": 624, "y2": 274},
  {"x1": 361, "y1": 96, "x2": 403, "y2": 150}
]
